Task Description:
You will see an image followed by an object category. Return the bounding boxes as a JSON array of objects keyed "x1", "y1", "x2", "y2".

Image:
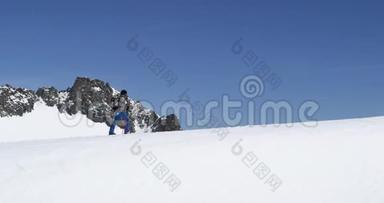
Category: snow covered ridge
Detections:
[{"x1": 0, "y1": 77, "x2": 180, "y2": 133}]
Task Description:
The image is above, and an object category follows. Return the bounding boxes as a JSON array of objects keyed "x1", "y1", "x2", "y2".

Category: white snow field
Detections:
[
  {"x1": 0, "y1": 101, "x2": 107, "y2": 142},
  {"x1": 0, "y1": 113, "x2": 383, "y2": 202}
]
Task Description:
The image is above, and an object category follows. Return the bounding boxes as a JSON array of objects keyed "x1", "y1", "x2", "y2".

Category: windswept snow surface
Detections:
[{"x1": 0, "y1": 117, "x2": 383, "y2": 203}]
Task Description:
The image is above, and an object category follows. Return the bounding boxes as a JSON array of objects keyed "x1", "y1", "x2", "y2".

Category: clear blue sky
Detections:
[{"x1": 1, "y1": 0, "x2": 383, "y2": 128}]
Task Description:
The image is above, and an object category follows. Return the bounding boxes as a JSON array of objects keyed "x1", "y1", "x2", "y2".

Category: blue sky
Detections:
[{"x1": 1, "y1": 0, "x2": 383, "y2": 128}]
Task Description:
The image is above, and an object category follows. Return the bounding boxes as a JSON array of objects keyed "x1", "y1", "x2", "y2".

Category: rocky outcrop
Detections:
[
  {"x1": 0, "y1": 85, "x2": 37, "y2": 117},
  {"x1": 62, "y1": 77, "x2": 114, "y2": 123},
  {"x1": 152, "y1": 114, "x2": 181, "y2": 132},
  {"x1": 36, "y1": 87, "x2": 59, "y2": 107},
  {"x1": 0, "y1": 77, "x2": 181, "y2": 133}
]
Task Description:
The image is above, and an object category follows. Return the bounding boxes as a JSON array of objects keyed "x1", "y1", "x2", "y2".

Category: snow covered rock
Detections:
[
  {"x1": 62, "y1": 77, "x2": 114, "y2": 123},
  {"x1": 0, "y1": 85, "x2": 37, "y2": 117},
  {"x1": 130, "y1": 101, "x2": 159, "y2": 131},
  {"x1": 36, "y1": 86, "x2": 60, "y2": 107}
]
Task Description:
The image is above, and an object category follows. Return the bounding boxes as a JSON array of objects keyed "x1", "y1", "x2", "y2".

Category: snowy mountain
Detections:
[
  {"x1": 0, "y1": 117, "x2": 383, "y2": 203},
  {"x1": 0, "y1": 77, "x2": 180, "y2": 138}
]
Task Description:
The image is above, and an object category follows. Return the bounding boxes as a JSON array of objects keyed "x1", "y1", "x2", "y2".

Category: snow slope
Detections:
[
  {"x1": 0, "y1": 117, "x2": 383, "y2": 203},
  {"x1": 0, "y1": 101, "x2": 107, "y2": 142}
]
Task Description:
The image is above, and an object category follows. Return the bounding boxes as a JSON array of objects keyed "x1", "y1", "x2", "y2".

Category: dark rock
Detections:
[
  {"x1": 0, "y1": 85, "x2": 37, "y2": 117},
  {"x1": 64, "y1": 77, "x2": 114, "y2": 123},
  {"x1": 152, "y1": 114, "x2": 181, "y2": 132},
  {"x1": 36, "y1": 87, "x2": 59, "y2": 107}
]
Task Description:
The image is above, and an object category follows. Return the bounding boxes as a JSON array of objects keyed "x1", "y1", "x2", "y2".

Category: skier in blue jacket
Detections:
[{"x1": 109, "y1": 90, "x2": 131, "y2": 135}]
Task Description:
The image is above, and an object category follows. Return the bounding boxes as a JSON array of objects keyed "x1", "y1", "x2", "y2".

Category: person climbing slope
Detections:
[{"x1": 109, "y1": 90, "x2": 131, "y2": 135}]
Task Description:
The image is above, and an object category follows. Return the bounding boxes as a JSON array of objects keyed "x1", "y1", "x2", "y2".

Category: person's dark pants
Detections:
[{"x1": 109, "y1": 112, "x2": 130, "y2": 135}]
